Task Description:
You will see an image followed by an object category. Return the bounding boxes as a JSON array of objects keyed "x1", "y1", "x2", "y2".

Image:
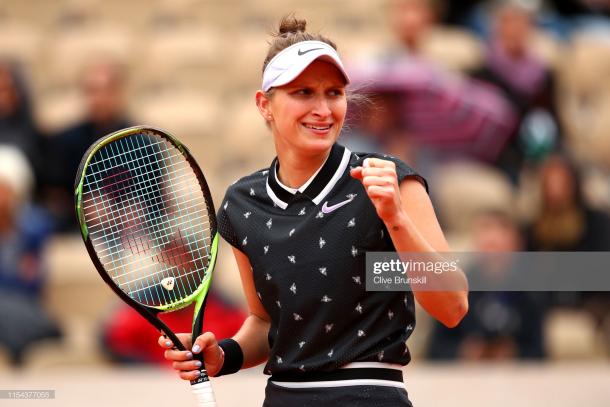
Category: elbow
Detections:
[{"x1": 440, "y1": 294, "x2": 469, "y2": 328}]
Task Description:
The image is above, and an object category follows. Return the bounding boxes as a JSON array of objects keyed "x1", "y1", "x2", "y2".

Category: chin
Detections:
[
  {"x1": 299, "y1": 138, "x2": 336, "y2": 155},
  {"x1": 301, "y1": 130, "x2": 339, "y2": 149}
]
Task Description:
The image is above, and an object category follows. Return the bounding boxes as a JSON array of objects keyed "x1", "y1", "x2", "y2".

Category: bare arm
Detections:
[
  {"x1": 389, "y1": 178, "x2": 468, "y2": 327},
  {"x1": 230, "y1": 247, "x2": 271, "y2": 369},
  {"x1": 351, "y1": 158, "x2": 468, "y2": 328}
]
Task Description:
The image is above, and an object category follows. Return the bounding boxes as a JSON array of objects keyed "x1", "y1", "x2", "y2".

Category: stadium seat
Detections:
[
  {"x1": 557, "y1": 36, "x2": 610, "y2": 170},
  {"x1": 36, "y1": 236, "x2": 115, "y2": 368},
  {"x1": 545, "y1": 310, "x2": 599, "y2": 359},
  {"x1": 432, "y1": 161, "x2": 516, "y2": 235},
  {"x1": 44, "y1": 24, "x2": 134, "y2": 89},
  {"x1": 0, "y1": 22, "x2": 43, "y2": 66},
  {"x1": 35, "y1": 88, "x2": 85, "y2": 134},
  {"x1": 423, "y1": 27, "x2": 485, "y2": 72},
  {"x1": 129, "y1": 88, "x2": 221, "y2": 144}
]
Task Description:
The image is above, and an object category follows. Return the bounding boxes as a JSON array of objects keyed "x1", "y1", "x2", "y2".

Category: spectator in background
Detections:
[
  {"x1": 470, "y1": 0, "x2": 559, "y2": 178},
  {"x1": 346, "y1": 0, "x2": 517, "y2": 167},
  {"x1": 0, "y1": 146, "x2": 59, "y2": 366},
  {"x1": 455, "y1": 0, "x2": 610, "y2": 41},
  {"x1": 0, "y1": 60, "x2": 45, "y2": 193},
  {"x1": 45, "y1": 60, "x2": 131, "y2": 232},
  {"x1": 526, "y1": 153, "x2": 610, "y2": 353},
  {"x1": 527, "y1": 153, "x2": 610, "y2": 252},
  {"x1": 427, "y1": 209, "x2": 547, "y2": 360},
  {"x1": 101, "y1": 293, "x2": 246, "y2": 365},
  {"x1": 389, "y1": 0, "x2": 439, "y2": 54}
]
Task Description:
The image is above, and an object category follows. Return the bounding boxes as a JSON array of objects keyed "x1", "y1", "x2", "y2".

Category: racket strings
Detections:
[
  {"x1": 90, "y1": 202, "x2": 211, "y2": 248},
  {"x1": 82, "y1": 157, "x2": 196, "y2": 207},
  {"x1": 83, "y1": 138, "x2": 168, "y2": 175},
  {"x1": 94, "y1": 221, "x2": 211, "y2": 258},
  {"x1": 88, "y1": 136, "x2": 175, "y2": 306},
  {"x1": 103, "y1": 236, "x2": 211, "y2": 280},
  {"x1": 87, "y1": 195, "x2": 210, "y2": 239},
  {"x1": 82, "y1": 132, "x2": 213, "y2": 307}
]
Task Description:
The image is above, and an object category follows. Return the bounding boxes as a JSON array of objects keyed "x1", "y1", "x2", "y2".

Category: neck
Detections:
[{"x1": 275, "y1": 146, "x2": 332, "y2": 189}]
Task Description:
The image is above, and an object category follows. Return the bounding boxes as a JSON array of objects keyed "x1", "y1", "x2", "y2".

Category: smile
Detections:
[{"x1": 303, "y1": 123, "x2": 332, "y2": 131}]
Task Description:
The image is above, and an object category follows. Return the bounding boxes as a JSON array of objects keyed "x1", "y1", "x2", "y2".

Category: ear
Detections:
[{"x1": 255, "y1": 90, "x2": 273, "y2": 122}]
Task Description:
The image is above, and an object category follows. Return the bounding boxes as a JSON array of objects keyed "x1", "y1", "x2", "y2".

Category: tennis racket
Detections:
[{"x1": 74, "y1": 126, "x2": 218, "y2": 406}]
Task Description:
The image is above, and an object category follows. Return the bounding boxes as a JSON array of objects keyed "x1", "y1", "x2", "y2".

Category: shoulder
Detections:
[
  {"x1": 217, "y1": 168, "x2": 271, "y2": 249},
  {"x1": 55, "y1": 121, "x2": 89, "y2": 139},
  {"x1": 222, "y1": 168, "x2": 270, "y2": 202}
]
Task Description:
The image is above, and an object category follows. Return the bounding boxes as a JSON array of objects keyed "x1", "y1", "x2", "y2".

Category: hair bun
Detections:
[{"x1": 278, "y1": 16, "x2": 307, "y2": 35}]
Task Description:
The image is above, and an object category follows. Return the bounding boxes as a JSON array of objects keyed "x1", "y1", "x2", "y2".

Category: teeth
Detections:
[{"x1": 305, "y1": 124, "x2": 331, "y2": 130}]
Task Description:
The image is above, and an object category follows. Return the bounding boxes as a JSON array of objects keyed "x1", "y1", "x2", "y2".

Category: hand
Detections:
[
  {"x1": 158, "y1": 332, "x2": 224, "y2": 380},
  {"x1": 350, "y1": 158, "x2": 405, "y2": 225}
]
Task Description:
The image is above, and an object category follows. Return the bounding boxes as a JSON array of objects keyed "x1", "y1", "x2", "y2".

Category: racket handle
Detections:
[{"x1": 190, "y1": 372, "x2": 217, "y2": 407}]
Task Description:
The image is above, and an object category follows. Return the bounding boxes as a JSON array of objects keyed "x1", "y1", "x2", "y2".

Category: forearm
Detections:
[
  {"x1": 385, "y1": 210, "x2": 435, "y2": 253},
  {"x1": 231, "y1": 313, "x2": 271, "y2": 369},
  {"x1": 386, "y1": 211, "x2": 468, "y2": 327}
]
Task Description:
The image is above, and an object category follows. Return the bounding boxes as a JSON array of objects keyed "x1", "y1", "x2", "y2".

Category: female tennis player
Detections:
[{"x1": 159, "y1": 16, "x2": 468, "y2": 406}]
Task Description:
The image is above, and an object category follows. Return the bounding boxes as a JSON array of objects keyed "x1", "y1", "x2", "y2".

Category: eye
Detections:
[
  {"x1": 327, "y1": 88, "x2": 345, "y2": 97},
  {"x1": 294, "y1": 88, "x2": 313, "y2": 96}
]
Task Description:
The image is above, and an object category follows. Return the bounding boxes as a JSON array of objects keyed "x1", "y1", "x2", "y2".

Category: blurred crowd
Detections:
[
  {"x1": 1, "y1": 0, "x2": 610, "y2": 366},
  {"x1": 343, "y1": 0, "x2": 610, "y2": 361}
]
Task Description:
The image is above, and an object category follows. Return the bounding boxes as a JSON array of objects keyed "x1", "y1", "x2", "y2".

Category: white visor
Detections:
[{"x1": 262, "y1": 40, "x2": 350, "y2": 92}]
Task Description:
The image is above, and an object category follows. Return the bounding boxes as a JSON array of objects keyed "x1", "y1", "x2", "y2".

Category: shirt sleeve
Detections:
[
  {"x1": 392, "y1": 157, "x2": 428, "y2": 193},
  {"x1": 216, "y1": 190, "x2": 240, "y2": 249}
]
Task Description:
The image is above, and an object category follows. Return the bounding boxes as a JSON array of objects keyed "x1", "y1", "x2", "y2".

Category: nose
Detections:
[{"x1": 312, "y1": 94, "x2": 331, "y2": 118}]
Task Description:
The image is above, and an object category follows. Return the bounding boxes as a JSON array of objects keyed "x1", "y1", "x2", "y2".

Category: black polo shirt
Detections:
[{"x1": 217, "y1": 143, "x2": 426, "y2": 376}]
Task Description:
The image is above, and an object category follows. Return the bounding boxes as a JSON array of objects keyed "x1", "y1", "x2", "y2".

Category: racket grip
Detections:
[{"x1": 190, "y1": 375, "x2": 216, "y2": 407}]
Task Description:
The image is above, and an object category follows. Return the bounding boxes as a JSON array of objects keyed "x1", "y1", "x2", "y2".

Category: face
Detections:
[
  {"x1": 82, "y1": 64, "x2": 123, "y2": 125},
  {"x1": 541, "y1": 157, "x2": 575, "y2": 207},
  {"x1": 257, "y1": 60, "x2": 347, "y2": 157},
  {"x1": 390, "y1": 0, "x2": 434, "y2": 50},
  {"x1": 474, "y1": 214, "x2": 521, "y2": 252},
  {"x1": 494, "y1": 6, "x2": 532, "y2": 57}
]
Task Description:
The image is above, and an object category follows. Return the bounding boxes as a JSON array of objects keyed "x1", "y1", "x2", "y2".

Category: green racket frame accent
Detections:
[{"x1": 159, "y1": 232, "x2": 218, "y2": 314}]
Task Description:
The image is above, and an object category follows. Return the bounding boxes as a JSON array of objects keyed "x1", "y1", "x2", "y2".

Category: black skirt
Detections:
[
  {"x1": 263, "y1": 381, "x2": 413, "y2": 407},
  {"x1": 263, "y1": 367, "x2": 413, "y2": 407}
]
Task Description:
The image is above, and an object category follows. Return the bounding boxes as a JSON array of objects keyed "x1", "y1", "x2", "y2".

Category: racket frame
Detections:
[{"x1": 74, "y1": 126, "x2": 218, "y2": 387}]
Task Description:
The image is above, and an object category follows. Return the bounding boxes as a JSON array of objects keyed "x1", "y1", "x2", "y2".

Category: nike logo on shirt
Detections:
[
  {"x1": 321, "y1": 195, "x2": 356, "y2": 214},
  {"x1": 298, "y1": 48, "x2": 323, "y2": 56}
]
